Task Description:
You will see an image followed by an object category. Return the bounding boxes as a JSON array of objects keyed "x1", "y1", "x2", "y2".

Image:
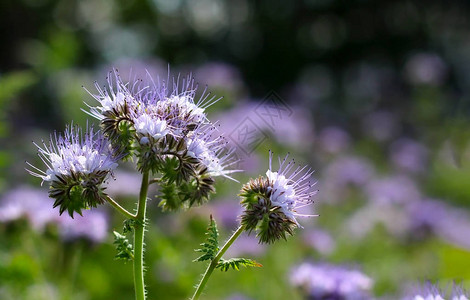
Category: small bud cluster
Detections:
[
  {"x1": 27, "y1": 125, "x2": 119, "y2": 217},
  {"x1": 239, "y1": 151, "x2": 317, "y2": 244}
]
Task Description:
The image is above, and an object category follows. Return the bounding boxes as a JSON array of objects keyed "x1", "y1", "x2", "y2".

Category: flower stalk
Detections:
[
  {"x1": 134, "y1": 170, "x2": 149, "y2": 300},
  {"x1": 191, "y1": 225, "x2": 245, "y2": 300},
  {"x1": 105, "y1": 195, "x2": 135, "y2": 219}
]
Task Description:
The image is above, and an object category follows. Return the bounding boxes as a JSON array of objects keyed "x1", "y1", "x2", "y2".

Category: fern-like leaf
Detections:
[
  {"x1": 194, "y1": 215, "x2": 219, "y2": 262},
  {"x1": 113, "y1": 231, "x2": 134, "y2": 261},
  {"x1": 216, "y1": 258, "x2": 262, "y2": 272}
]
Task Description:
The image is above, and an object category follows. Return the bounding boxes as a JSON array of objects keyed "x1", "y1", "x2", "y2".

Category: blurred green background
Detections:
[{"x1": 1, "y1": 0, "x2": 470, "y2": 299}]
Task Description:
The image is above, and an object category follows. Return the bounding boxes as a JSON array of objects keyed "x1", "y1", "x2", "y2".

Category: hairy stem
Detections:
[
  {"x1": 134, "y1": 171, "x2": 149, "y2": 300},
  {"x1": 191, "y1": 225, "x2": 245, "y2": 300},
  {"x1": 105, "y1": 195, "x2": 135, "y2": 219}
]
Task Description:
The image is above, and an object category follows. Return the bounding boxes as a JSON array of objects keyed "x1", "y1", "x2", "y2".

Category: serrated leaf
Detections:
[
  {"x1": 123, "y1": 219, "x2": 136, "y2": 233},
  {"x1": 194, "y1": 216, "x2": 219, "y2": 262},
  {"x1": 216, "y1": 258, "x2": 262, "y2": 272},
  {"x1": 113, "y1": 231, "x2": 134, "y2": 262}
]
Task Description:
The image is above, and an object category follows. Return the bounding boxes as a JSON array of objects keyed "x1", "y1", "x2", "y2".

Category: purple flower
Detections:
[
  {"x1": 316, "y1": 126, "x2": 351, "y2": 155},
  {"x1": 407, "y1": 199, "x2": 470, "y2": 249},
  {"x1": 403, "y1": 282, "x2": 445, "y2": 300},
  {"x1": 0, "y1": 186, "x2": 109, "y2": 243},
  {"x1": 195, "y1": 62, "x2": 245, "y2": 93},
  {"x1": 0, "y1": 186, "x2": 59, "y2": 231},
  {"x1": 404, "y1": 53, "x2": 448, "y2": 86},
  {"x1": 225, "y1": 233, "x2": 266, "y2": 257},
  {"x1": 186, "y1": 125, "x2": 241, "y2": 181},
  {"x1": 321, "y1": 156, "x2": 374, "y2": 203},
  {"x1": 240, "y1": 152, "x2": 318, "y2": 243},
  {"x1": 27, "y1": 125, "x2": 119, "y2": 217},
  {"x1": 301, "y1": 229, "x2": 336, "y2": 255},
  {"x1": 362, "y1": 111, "x2": 399, "y2": 142},
  {"x1": 365, "y1": 175, "x2": 421, "y2": 205},
  {"x1": 105, "y1": 170, "x2": 141, "y2": 197},
  {"x1": 390, "y1": 138, "x2": 428, "y2": 174},
  {"x1": 289, "y1": 262, "x2": 373, "y2": 300},
  {"x1": 85, "y1": 69, "x2": 240, "y2": 181},
  {"x1": 58, "y1": 209, "x2": 108, "y2": 243}
]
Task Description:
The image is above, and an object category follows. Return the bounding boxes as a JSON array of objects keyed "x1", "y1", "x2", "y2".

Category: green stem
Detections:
[
  {"x1": 105, "y1": 195, "x2": 136, "y2": 219},
  {"x1": 191, "y1": 225, "x2": 245, "y2": 300},
  {"x1": 134, "y1": 170, "x2": 149, "y2": 300}
]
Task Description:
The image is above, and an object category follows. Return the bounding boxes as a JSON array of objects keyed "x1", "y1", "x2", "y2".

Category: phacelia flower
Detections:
[
  {"x1": 404, "y1": 282, "x2": 446, "y2": 300},
  {"x1": 404, "y1": 282, "x2": 469, "y2": 300},
  {"x1": 240, "y1": 151, "x2": 317, "y2": 244},
  {"x1": 86, "y1": 70, "x2": 219, "y2": 142},
  {"x1": 186, "y1": 124, "x2": 241, "y2": 180},
  {"x1": 27, "y1": 125, "x2": 119, "y2": 217},
  {"x1": 289, "y1": 262, "x2": 373, "y2": 300},
  {"x1": 84, "y1": 69, "x2": 240, "y2": 210}
]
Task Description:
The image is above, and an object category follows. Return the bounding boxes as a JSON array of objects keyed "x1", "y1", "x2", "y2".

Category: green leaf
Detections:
[
  {"x1": 216, "y1": 258, "x2": 263, "y2": 272},
  {"x1": 194, "y1": 216, "x2": 219, "y2": 262},
  {"x1": 123, "y1": 219, "x2": 136, "y2": 233},
  {"x1": 113, "y1": 231, "x2": 134, "y2": 262}
]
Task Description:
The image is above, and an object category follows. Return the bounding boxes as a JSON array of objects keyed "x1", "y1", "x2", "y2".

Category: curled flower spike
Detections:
[
  {"x1": 240, "y1": 151, "x2": 318, "y2": 244},
  {"x1": 27, "y1": 125, "x2": 119, "y2": 217}
]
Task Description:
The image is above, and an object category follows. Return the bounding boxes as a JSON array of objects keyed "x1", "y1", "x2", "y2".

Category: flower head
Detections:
[
  {"x1": 27, "y1": 125, "x2": 119, "y2": 217},
  {"x1": 240, "y1": 151, "x2": 317, "y2": 244}
]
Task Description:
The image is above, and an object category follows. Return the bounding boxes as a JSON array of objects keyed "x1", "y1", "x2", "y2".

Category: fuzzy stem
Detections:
[
  {"x1": 191, "y1": 225, "x2": 245, "y2": 300},
  {"x1": 134, "y1": 170, "x2": 149, "y2": 300},
  {"x1": 105, "y1": 195, "x2": 136, "y2": 219}
]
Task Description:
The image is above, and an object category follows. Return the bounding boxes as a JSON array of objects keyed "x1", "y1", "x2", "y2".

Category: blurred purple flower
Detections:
[
  {"x1": 0, "y1": 186, "x2": 109, "y2": 243},
  {"x1": 215, "y1": 101, "x2": 314, "y2": 149},
  {"x1": 405, "y1": 53, "x2": 448, "y2": 86},
  {"x1": 390, "y1": 138, "x2": 428, "y2": 174},
  {"x1": 195, "y1": 62, "x2": 245, "y2": 93},
  {"x1": 301, "y1": 229, "x2": 336, "y2": 255},
  {"x1": 225, "y1": 233, "x2": 266, "y2": 257},
  {"x1": 0, "y1": 186, "x2": 58, "y2": 231},
  {"x1": 407, "y1": 199, "x2": 470, "y2": 249},
  {"x1": 58, "y1": 209, "x2": 108, "y2": 243},
  {"x1": 212, "y1": 199, "x2": 244, "y2": 229},
  {"x1": 366, "y1": 175, "x2": 421, "y2": 205},
  {"x1": 346, "y1": 203, "x2": 410, "y2": 240},
  {"x1": 106, "y1": 170, "x2": 141, "y2": 197},
  {"x1": 321, "y1": 156, "x2": 374, "y2": 203},
  {"x1": 362, "y1": 111, "x2": 400, "y2": 142},
  {"x1": 402, "y1": 282, "x2": 445, "y2": 300},
  {"x1": 316, "y1": 126, "x2": 351, "y2": 155},
  {"x1": 290, "y1": 262, "x2": 373, "y2": 300}
]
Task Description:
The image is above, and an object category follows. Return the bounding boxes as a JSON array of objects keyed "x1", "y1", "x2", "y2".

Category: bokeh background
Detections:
[{"x1": 1, "y1": 0, "x2": 470, "y2": 299}]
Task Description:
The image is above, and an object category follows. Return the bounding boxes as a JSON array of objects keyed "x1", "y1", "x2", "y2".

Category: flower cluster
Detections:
[
  {"x1": 86, "y1": 71, "x2": 239, "y2": 210},
  {"x1": 239, "y1": 151, "x2": 317, "y2": 243},
  {"x1": 289, "y1": 262, "x2": 373, "y2": 300},
  {"x1": 27, "y1": 125, "x2": 118, "y2": 217},
  {"x1": 29, "y1": 69, "x2": 239, "y2": 217}
]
